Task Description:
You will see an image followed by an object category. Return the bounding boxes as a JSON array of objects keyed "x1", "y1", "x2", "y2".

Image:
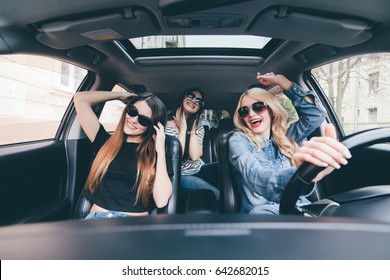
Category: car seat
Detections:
[
  {"x1": 215, "y1": 118, "x2": 241, "y2": 213},
  {"x1": 202, "y1": 125, "x2": 218, "y2": 163}
]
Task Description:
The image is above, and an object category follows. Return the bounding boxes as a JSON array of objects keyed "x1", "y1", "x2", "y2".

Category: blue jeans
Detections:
[
  {"x1": 181, "y1": 163, "x2": 220, "y2": 200},
  {"x1": 84, "y1": 211, "x2": 129, "y2": 220},
  {"x1": 249, "y1": 196, "x2": 311, "y2": 215}
]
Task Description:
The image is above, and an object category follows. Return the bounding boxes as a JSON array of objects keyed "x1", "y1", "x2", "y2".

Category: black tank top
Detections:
[{"x1": 85, "y1": 125, "x2": 155, "y2": 212}]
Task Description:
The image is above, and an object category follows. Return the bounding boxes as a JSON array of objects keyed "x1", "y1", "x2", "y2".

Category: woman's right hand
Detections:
[
  {"x1": 293, "y1": 124, "x2": 352, "y2": 182},
  {"x1": 256, "y1": 72, "x2": 293, "y2": 91}
]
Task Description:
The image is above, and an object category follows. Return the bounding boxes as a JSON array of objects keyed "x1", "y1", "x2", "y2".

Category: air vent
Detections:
[
  {"x1": 159, "y1": 0, "x2": 251, "y2": 17},
  {"x1": 66, "y1": 47, "x2": 106, "y2": 65},
  {"x1": 295, "y1": 45, "x2": 337, "y2": 64},
  {"x1": 166, "y1": 15, "x2": 245, "y2": 28}
]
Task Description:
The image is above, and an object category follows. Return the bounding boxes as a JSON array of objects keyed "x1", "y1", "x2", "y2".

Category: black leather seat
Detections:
[
  {"x1": 215, "y1": 118, "x2": 241, "y2": 213},
  {"x1": 209, "y1": 127, "x2": 218, "y2": 163},
  {"x1": 73, "y1": 135, "x2": 181, "y2": 219},
  {"x1": 200, "y1": 125, "x2": 218, "y2": 163},
  {"x1": 73, "y1": 188, "x2": 93, "y2": 219}
]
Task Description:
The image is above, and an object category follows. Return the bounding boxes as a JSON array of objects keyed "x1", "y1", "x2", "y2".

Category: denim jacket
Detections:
[{"x1": 229, "y1": 83, "x2": 326, "y2": 214}]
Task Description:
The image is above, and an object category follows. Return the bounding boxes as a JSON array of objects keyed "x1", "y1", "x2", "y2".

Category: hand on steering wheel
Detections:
[
  {"x1": 293, "y1": 124, "x2": 351, "y2": 182},
  {"x1": 280, "y1": 125, "x2": 390, "y2": 215}
]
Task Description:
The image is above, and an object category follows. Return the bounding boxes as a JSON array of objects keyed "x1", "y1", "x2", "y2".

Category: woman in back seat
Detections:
[{"x1": 166, "y1": 88, "x2": 220, "y2": 203}]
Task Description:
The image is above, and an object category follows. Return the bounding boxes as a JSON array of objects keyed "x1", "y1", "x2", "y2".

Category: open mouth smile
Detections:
[{"x1": 250, "y1": 118, "x2": 263, "y2": 128}]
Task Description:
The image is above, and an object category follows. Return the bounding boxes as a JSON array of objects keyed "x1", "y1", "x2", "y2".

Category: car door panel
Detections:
[{"x1": 0, "y1": 141, "x2": 69, "y2": 225}]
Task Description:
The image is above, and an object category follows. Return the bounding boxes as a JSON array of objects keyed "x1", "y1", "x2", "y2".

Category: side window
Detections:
[
  {"x1": 0, "y1": 55, "x2": 87, "y2": 145},
  {"x1": 99, "y1": 85, "x2": 127, "y2": 132},
  {"x1": 312, "y1": 53, "x2": 390, "y2": 135},
  {"x1": 267, "y1": 86, "x2": 299, "y2": 124}
]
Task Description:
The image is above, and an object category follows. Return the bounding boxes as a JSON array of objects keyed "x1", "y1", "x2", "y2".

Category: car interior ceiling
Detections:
[{"x1": 1, "y1": 1, "x2": 387, "y2": 99}]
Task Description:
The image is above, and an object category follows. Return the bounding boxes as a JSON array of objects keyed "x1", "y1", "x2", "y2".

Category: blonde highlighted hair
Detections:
[
  {"x1": 233, "y1": 88, "x2": 298, "y2": 165},
  {"x1": 85, "y1": 93, "x2": 167, "y2": 206}
]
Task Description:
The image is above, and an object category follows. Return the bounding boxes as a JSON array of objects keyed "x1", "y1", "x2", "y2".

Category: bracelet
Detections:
[{"x1": 187, "y1": 130, "x2": 198, "y2": 135}]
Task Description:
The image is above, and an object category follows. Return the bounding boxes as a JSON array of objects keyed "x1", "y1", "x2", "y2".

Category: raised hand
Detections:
[
  {"x1": 118, "y1": 91, "x2": 136, "y2": 103},
  {"x1": 153, "y1": 122, "x2": 166, "y2": 154},
  {"x1": 256, "y1": 72, "x2": 292, "y2": 90}
]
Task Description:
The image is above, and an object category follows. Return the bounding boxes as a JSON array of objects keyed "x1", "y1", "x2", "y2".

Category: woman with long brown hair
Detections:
[
  {"x1": 165, "y1": 88, "x2": 220, "y2": 204},
  {"x1": 229, "y1": 72, "x2": 351, "y2": 215},
  {"x1": 74, "y1": 90, "x2": 172, "y2": 219}
]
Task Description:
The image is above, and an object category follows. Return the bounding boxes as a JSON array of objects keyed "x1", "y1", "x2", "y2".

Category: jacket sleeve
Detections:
[{"x1": 284, "y1": 83, "x2": 327, "y2": 144}]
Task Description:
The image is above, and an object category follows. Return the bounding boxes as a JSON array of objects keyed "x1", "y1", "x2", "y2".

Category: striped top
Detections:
[{"x1": 165, "y1": 122, "x2": 205, "y2": 175}]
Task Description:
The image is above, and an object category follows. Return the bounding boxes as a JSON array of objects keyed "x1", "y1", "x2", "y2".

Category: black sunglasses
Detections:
[
  {"x1": 126, "y1": 104, "x2": 152, "y2": 127},
  {"x1": 238, "y1": 101, "x2": 268, "y2": 119},
  {"x1": 185, "y1": 92, "x2": 204, "y2": 107}
]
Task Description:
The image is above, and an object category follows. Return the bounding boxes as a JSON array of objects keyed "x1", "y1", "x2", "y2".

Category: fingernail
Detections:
[
  {"x1": 340, "y1": 158, "x2": 348, "y2": 165},
  {"x1": 343, "y1": 150, "x2": 352, "y2": 159},
  {"x1": 334, "y1": 163, "x2": 341, "y2": 169}
]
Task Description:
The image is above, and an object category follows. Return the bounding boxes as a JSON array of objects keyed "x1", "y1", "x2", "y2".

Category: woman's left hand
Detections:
[
  {"x1": 293, "y1": 124, "x2": 352, "y2": 182},
  {"x1": 153, "y1": 122, "x2": 166, "y2": 154},
  {"x1": 118, "y1": 91, "x2": 136, "y2": 103}
]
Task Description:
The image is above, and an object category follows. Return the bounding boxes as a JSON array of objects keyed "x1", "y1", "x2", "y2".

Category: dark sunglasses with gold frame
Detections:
[
  {"x1": 126, "y1": 103, "x2": 152, "y2": 127},
  {"x1": 238, "y1": 101, "x2": 268, "y2": 119},
  {"x1": 185, "y1": 92, "x2": 204, "y2": 107}
]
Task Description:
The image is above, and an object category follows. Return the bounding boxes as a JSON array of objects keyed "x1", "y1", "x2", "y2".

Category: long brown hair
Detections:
[
  {"x1": 85, "y1": 93, "x2": 167, "y2": 206},
  {"x1": 171, "y1": 87, "x2": 205, "y2": 157},
  {"x1": 233, "y1": 88, "x2": 298, "y2": 165}
]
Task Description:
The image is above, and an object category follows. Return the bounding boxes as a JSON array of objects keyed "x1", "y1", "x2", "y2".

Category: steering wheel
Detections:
[{"x1": 279, "y1": 127, "x2": 390, "y2": 215}]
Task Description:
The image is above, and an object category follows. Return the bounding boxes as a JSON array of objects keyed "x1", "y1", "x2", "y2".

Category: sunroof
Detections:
[{"x1": 129, "y1": 35, "x2": 272, "y2": 50}]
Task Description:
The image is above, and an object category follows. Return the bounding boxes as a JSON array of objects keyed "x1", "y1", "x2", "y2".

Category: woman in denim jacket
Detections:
[{"x1": 229, "y1": 72, "x2": 351, "y2": 214}]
